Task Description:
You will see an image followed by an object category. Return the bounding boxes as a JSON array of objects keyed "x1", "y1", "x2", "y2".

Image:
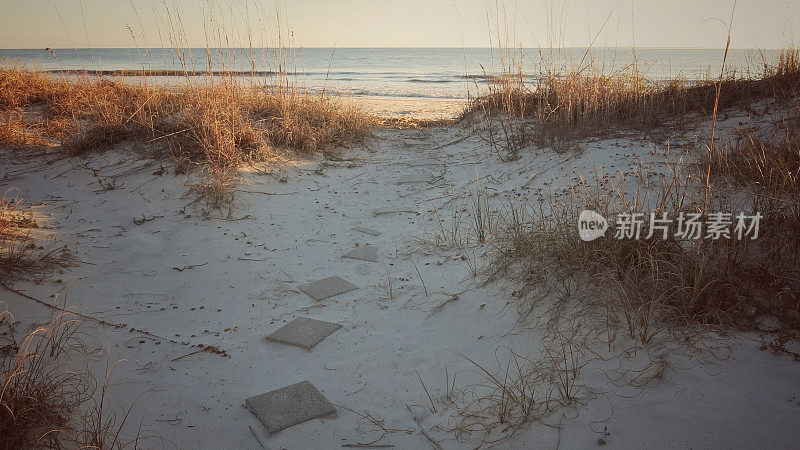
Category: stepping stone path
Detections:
[
  {"x1": 351, "y1": 226, "x2": 381, "y2": 236},
  {"x1": 342, "y1": 244, "x2": 379, "y2": 262},
  {"x1": 372, "y1": 205, "x2": 415, "y2": 216},
  {"x1": 250, "y1": 188, "x2": 419, "y2": 436},
  {"x1": 397, "y1": 174, "x2": 431, "y2": 185},
  {"x1": 245, "y1": 380, "x2": 336, "y2": 434},
  {"x1": 298, "y1": 276, "x2": 359, "y2": 302},
  {"x1": 266, "y1": 317, "x2": 342, "y2": 350}
]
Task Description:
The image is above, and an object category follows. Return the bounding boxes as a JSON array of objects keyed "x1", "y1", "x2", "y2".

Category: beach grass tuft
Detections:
[
  {"x1": 0, "y1": 192, "x2": 73, "y2": 282},
  {"x1": 0, "y1": 304, "x2": 146, "y2": 448}
]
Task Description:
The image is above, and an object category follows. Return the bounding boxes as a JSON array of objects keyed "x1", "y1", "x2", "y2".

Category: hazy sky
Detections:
[{"x1": 0, "y1": 0, "x2": 796, "y2": 49}]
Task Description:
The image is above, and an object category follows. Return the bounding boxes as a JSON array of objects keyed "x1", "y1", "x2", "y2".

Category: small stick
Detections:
[
  {"x1": 170, "y1": 349, "x2": 204, "y2": 362},
  {"x1": 172, "y1": 262, "x2": 208, "y2": 272},
  {"x1": 248, "y1": 425, "x2": 264, "y2": 448},
  {"x1": 411, "y1": 261, "x2": 428, "y2": 298},
  {"x1": 236, "y1": 189, "x2": 299, "y2": 195},
  {"x1": 415, "y1": 420, "x2": 442, "y2": 450},
  {"x1": 413, "y1": 368, "x2": 437, "y2": 413},
  {"x1": 0, "y1": 281, "x2": 228, "y2": 358}
]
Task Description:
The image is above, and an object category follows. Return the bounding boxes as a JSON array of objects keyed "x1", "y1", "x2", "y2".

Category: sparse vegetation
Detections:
[
  {"x1": 0, "y1": 192, "x2": 73, "y2": 282},
  {"x1": 464, "y1": 47, "x2": 800, "y2": 152},
  {"x1": 0, "y1": 305, "x2": 143, "y2": 449},
  {"x1": 446, "y1": 43, "x2": 800, "y2": 444},
  {"x1": 489, "y1": 105, "x2": 799, "y2": 334},
  {"x1": 1, "y1": 2, "x2": 799, "y2": 445}
]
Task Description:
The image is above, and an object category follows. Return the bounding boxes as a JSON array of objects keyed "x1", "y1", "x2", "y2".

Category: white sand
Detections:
[
  {"x1": 353, "y1": 96, "x2": 466, "y2": 121},
  {"x1": 2, "y1": 106, "x2": 800, "y2": 448}
]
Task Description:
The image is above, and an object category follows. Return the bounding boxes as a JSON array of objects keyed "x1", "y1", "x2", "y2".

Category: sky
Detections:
[{"x1": 0, "y1": 0, "x2": 797, "y2": 49}]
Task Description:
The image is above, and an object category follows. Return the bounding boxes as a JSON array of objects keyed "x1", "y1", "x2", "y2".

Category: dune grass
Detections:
[
  {"x1": 487, "y1": 96, "x2": 799, "y2": 333},
  {"x1": 445, "y1": 46, "x2": 800, "y2": 443},
  {"x1": 0, "y1": 66, "x2": 373, "y2": 212},
  {"x1": 0, "y1": 196, "x2": 114, "y2": 447},
  {"x1": 464, "y1": 47, "x2": 800, "y2": 152},
  {"x1": 1, "y1": 195, "x2": 143, "y2": 447},
  {"x1": 0, "y1": 66, "x2": 372, "y2": 158}
]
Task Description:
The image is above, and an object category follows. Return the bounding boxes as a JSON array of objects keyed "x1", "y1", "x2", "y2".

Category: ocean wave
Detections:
[{"x1": 406, "y1": 78, "x2": 457, "y2": 83}]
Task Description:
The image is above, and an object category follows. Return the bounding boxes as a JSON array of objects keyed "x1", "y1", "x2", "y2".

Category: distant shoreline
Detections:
[
  {"x1": 44, "y1": 69, "x2": 511, "y2": 81},
  {"x1": 46, "y1": 69, "x2": 281, "y2": 76}
]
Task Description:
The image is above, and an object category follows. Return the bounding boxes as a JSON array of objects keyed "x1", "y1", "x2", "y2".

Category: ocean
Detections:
[{"x1": 0, "y1": 47, "x2": 780, "y2": 117}]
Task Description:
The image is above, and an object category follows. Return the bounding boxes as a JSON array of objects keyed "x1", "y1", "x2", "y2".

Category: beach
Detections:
[{"x1": 2, "y1": 40, "x2": 800, "y2": 449}]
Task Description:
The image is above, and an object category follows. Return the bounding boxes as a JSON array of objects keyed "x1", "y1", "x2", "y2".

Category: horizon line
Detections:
[{"x1": 0, "y1": 46, "x2": 785, "y2": 51}]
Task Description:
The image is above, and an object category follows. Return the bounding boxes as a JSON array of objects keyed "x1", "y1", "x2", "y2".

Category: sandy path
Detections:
[{"x1": 3, "y1": 118, "x2": 800, "y2": 448}]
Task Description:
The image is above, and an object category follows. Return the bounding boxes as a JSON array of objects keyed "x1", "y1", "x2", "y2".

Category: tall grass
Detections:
[
  {"x1": 0, "y1": 66, "x2": 371, "y2": 158},
  {"x1": 0, "y1": 65, "x2": 370, "y2": 212},
  {"x1": 491, "y1": 100, "x2": 800, "y2": 334},
  {"x1": 1, "y1": 197, "x2": 144, "y2": 447},
  {"x1": 464, "y1": 47, "x2": 800, "y2": 151}
]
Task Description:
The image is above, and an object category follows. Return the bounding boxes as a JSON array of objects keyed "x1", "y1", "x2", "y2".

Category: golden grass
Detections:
[
  {"x1": 1, "y1": 69, "x2": 367, "y2": 181},
  {"x1": 465, "y1": 47, "x2": 800, "y2": 149},
  {"x1": 0, "y1": 112, "x2": 49, "y2": 149},
  {"x1": 0, "y1": 67, "x2": 372, "y2": 158},
  {"x1": 0, "y1": 67, "x2": 373, "y2": 210}
]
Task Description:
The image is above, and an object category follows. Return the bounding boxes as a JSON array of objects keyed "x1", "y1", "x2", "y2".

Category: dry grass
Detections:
[
  {"x1": 485, "y1": 102, "x2": 800, "y2": 343},
  {"x1": 0, "y1": 305, "x2": 144, "y2": 448},
  {"x1": 1, "y1": 195, "x2": 142, "y2": 445},
  {"x1": 464, "y1": 47, "x2": 800, "y2": 151},
  {"x1": 0, "y1": 67, "x2": 372, "y2": 159},
  {"x1": 447, "y1": 110, "x2": 800, "y2": 444},
  {"x1": 0, "y1": 193, "x2": 73, "y2": 283},
  {"x1": 0, "y1": 67, "x2": 373, "y2": 210},
  {"x1": 448, "y1": 330, "x2": 595, "y2": 445},
  {"x1": 0, "y1": 307, "x2": 87, "y2": 449},
  {"x1": 463, "y1": 45, "x2": 800, "y2": 342},
  {"x1": 705, "y1": 110, "x2": 800, "y2": 328},
  {"x1": 0, "y1": 112, "x2": 49, "y2": 150},
  {"x1": 436, "y1": 46, "x2": 800, "y2": 445}
]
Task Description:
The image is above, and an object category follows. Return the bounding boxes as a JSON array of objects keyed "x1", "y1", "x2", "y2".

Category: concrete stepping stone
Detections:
[
  {"x1": 342, "y1": 244, "x2": 379, "y2": 262},
  {"x1": 298, "y1": 276, "x2": 359, "y2": 301},
  {"x1": 266, "y1": 317, "x2": 342, "y2": 350},
  {"x1": 372, "y1": 206, "x2": 415, "y2": 216},
  {"x1": 407, "y1": 158, "x2": 439, "y2": 167},
  {"x1": 397, "y1": 174, "x2": 431, "y2": 185},
  {"x1": 245, "y1": 380, "x2": 336, "y2": 434},
  {"x1": 351, "y1": 226, "x2": 381, "y2": 236}
]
